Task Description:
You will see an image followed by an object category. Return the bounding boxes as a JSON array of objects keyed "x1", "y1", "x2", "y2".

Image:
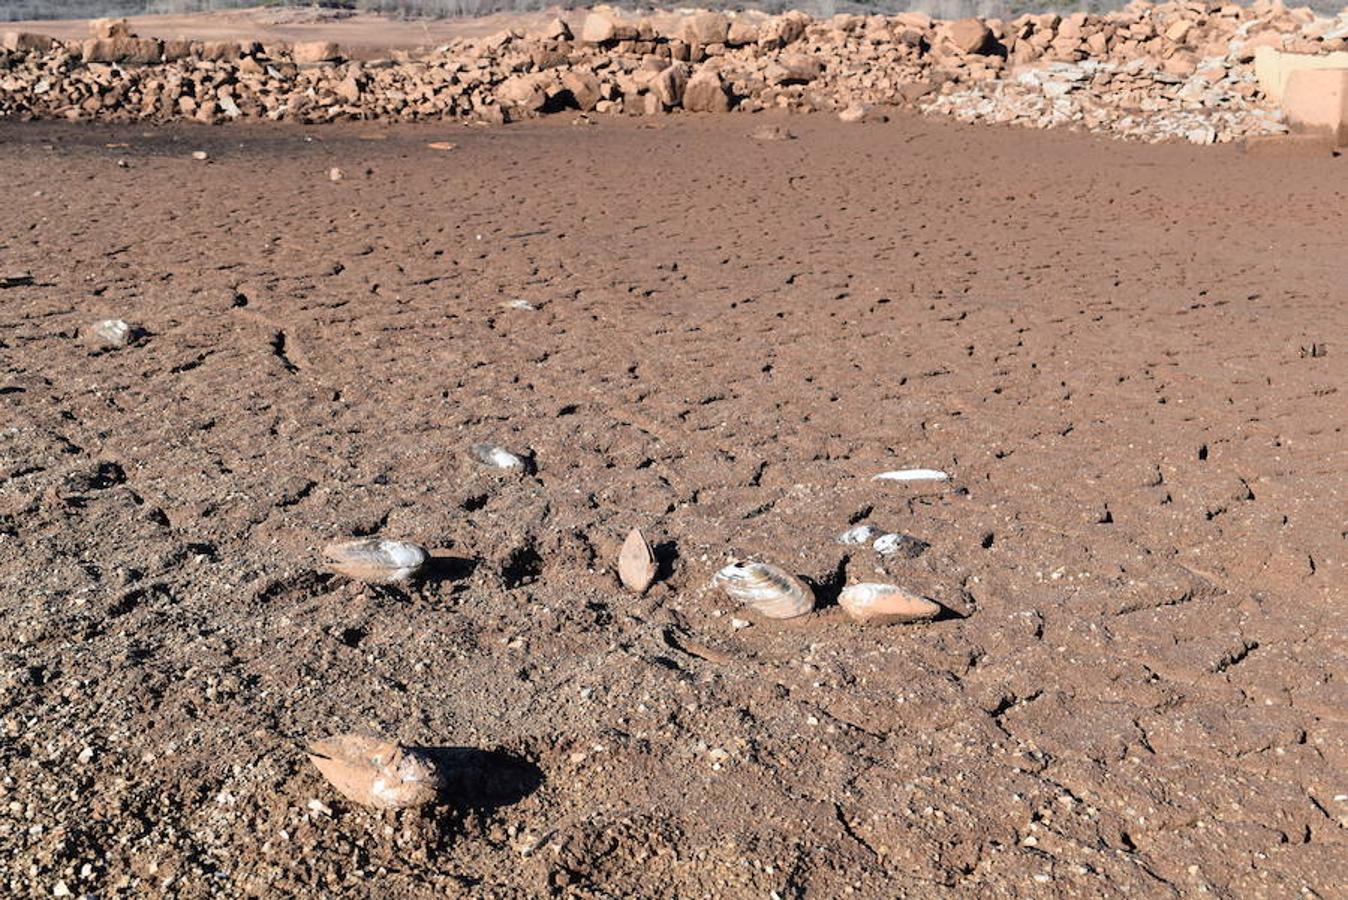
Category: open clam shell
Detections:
[
  {"x1": 839, "y1": 583, "x2": 940, "y2": 625},
  {"x1": 617, "y1": 527, "x2": 657, "y2": 594},
  {"x1": 308, "y1": 734, "x2": 446, "y2": 810},
  {"x1": 323, "y1": 538, "x2": 428, "y2": 583},
  {"x1": 712, "y1": 562, "x2": 814, "y2": 619}
]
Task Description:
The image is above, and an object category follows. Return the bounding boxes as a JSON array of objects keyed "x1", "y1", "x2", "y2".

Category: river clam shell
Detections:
[
  {"x1": 471, "y1": 442, "x2": 525, "y2": 471},
  {"x1": 323, "y1": 538, "x2": 428, "y2": 583},
  {"x1": 872, "y1": 533, "x2": 930, "y2": 558},
  {"x1": 837, "y1": 524, "x2": 882, "y2": 545},
  {"x1": 91, "y1": 318, "x2": 134, "y2": 348},
  {"x1": 712, "y1": 562, "x2": 814, "y2": 619},
  {"x1": 308, "y1": 734, "x2": 446, "y2": 810},
  {"x1": 872, "y1": 468, "x2": 949, "y2": 483},
  {"x1": 617, "y1": 527, "x2": 657, "y2": 594},
  {"x1": 839, "y1": 583, "x2": 940, "y2": 625}
]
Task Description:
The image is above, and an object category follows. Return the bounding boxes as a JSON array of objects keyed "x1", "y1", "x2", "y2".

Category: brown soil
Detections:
[{"x1": 1, "y1": 114, "x2": 1345, "y2": 898}]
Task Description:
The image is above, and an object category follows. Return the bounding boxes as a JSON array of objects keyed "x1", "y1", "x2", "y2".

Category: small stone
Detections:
[
  {"x1": 328, "y1": 167, "x2": 344, "y2": 183},
  {"x1": 191, "y1": 150, "x2": 208, "y2": 160}
]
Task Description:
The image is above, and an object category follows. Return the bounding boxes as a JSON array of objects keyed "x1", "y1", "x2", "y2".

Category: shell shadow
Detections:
[
  {"x1": 804, "y1": 555, "x2": 849, "y2": 610},
  {"x1": 652, "y1": 540, "x2": 679, "y2": 583},
  {"x1": 416, "y1": 747, "x2": 543, "y2": 812},
  {"x1": 422, "y1": 554, "x2": 478, "y2": 585}
]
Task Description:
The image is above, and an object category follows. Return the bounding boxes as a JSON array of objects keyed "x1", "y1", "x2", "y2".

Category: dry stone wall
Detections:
[{"x1": 2, "y1": 3, "x2": 1347, "y2": 143}]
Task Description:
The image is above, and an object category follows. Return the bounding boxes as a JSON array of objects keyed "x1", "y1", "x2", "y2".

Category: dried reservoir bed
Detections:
[{"x1": 0, "y1": 115, "x2": 1345, "y2": 896}]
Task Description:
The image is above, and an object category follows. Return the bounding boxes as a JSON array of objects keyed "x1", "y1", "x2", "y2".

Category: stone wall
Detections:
[{"x1": 2, "y1": 4, "x2": 1347, "y2": 143}]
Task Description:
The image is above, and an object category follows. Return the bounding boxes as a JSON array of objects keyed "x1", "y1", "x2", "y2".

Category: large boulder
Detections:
[
  {"x1": 581, "y1": 12, "x2": 617, "y2": 44},
  {"x1": 497, "y1": 74, "x2": 548, "y2": 112},
  {"x1": 82, "y1": 37, "x2": 162, "y2": 64},
  {"x1": 561, "y1": 70, "x2": 601, "y2": 111},
  {"x1": 291, "y1": 41, "x2": 341, "y2": 64},
  {"x1": 684, "y1": 12, "x2": 729, "y2": 45},
  {"x1": 947, "y1": 18, "x2": 994, "y2": 55},
  {"x1": 1281, "y1": 68, "x2": 1348, "y2": 145},
  {"x1": 683, "y1": 69, "x2": 731, "y2": 112},
  {"x1": 2, "y1": 32, "x2": 54, "y2": 53},
  {"x1": 90, "y1": 18, "x2": 132, "y2": 39},
  {"x1": 651, "y1": 63, "x2": 689, "y2": 108}
]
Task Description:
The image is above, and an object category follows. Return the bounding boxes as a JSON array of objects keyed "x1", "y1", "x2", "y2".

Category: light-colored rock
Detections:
[
  {"x1": 82, "y1": 37, "x2": 162, "y2": 64},
  {"x1": 292, "y1": 41, "x2": 341, "y2": 64},
  {"x1": 2, "y1": 32, "x2": 54, "y2": 53},
  {"x1": 683, "y1": 69, "x2": 731, "y2": 112},
  {"x1": 561, "y1": 70, "x2": 601, "y2": 111},
  {"x1": 1256, "y1": 46, "x2": 1348, "y2": 102},
  {"x1": 581, "y1": 12, "x2": 617, "y2": 45},
  {"x1": 651, "y1": 63, "x2": 689, "y2": 107},
  {"x1": 948, "y1": 18, "x2": 993, "y2": 55},
  {"x1": 684, "y1": 12, "x2": 730, "y2": 46},
  {"x1": 1281, "y1": 67, "x2": 1348, "y2": 144}
]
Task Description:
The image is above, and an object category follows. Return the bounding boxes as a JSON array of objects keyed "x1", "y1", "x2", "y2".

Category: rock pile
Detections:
[{"x1": 2, "y1": 3, "x2": 1347, "y2": 143}]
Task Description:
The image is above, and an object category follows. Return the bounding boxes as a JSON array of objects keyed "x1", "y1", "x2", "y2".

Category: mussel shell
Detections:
[
  {"x1": 837, "y1": 524, "x2": 882, "y2": 545},
  {"x1": 91, "y1": 319, "x2": 133, "y2": 347},
  {"x1": 872, "y1": 468, "x2": 949, "y2": 483},
  {"x1": 323, "y1": 538, "x2": 428, "y2": 583},
  {"x1": 712, "y1": 562, "x2": 814, "y2": 619},
  {"x1": 471, "y1": 442, "x2": 525, "y2": 471},
  {"x1": 308, "y1": 734, "x2": 446, "y2": 810},
  {"x1": 872, "y1": 533, "x2": 929, "y2": 558},
  {"x1": 839, "y1": 583, "x2": 940, "y2": 625}
]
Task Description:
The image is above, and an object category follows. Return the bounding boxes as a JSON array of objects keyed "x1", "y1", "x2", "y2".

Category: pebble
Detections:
[
  {"x1": 191, "y1": 150, "x2": 208, "y2": 160},
  {"x1": 328, "y1": 167, "x2": 344, "y2": 182}
]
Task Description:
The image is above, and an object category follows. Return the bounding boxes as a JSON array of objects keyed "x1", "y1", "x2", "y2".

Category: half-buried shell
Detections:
[
  {"x1": 323, "y1": 538, "x2": 428, "y2": 583},
  {"x1": 308, "y1": 734, "x2": 446, "y2": 810},
  {"x1": 711, "y1": 562, "x2": 814, "y2": 619},
  {"x1": 471, "y1": 442, "x2": 526, "y2": 471},
  {"x1": 617, "y1": 527, "x2": 657, "y2": 594},
  {"x1": 839, "y1": 583, "x2": 940, "y2": 625}
]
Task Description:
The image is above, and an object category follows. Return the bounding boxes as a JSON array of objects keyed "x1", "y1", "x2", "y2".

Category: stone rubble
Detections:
[{"x1": 1, "y1": 2, "x2": 1346, "y2": 143}]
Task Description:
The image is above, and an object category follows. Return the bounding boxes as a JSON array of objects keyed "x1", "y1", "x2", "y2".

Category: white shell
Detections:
[
  {"x1": 712, "y1": 562, "x2": 814, "y2": 619},
  {"x1": 471, "y1": 442, "x2": 525, "y2": 470},
  {"x1": 323, "y1": 538, "x2": 428, "y2": 583},
  {"x1": 839, "y1": 583, "x2": 940, "y2": 625},
  {"x1": 837, "y1": 524, "x2": 882, "y2": 545},
  {"x1": 308, "y1": 734, "x2": 446, "y2": 810},
  {"x1": 91, "y1": 319, "x2": 132, "y2": 347},
  {"x1": 872, "y1": 469, "x2": 949, "y2": 483},
  {"x1": 872, "y1": 533, "x2": 929, "y2": 558}
]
